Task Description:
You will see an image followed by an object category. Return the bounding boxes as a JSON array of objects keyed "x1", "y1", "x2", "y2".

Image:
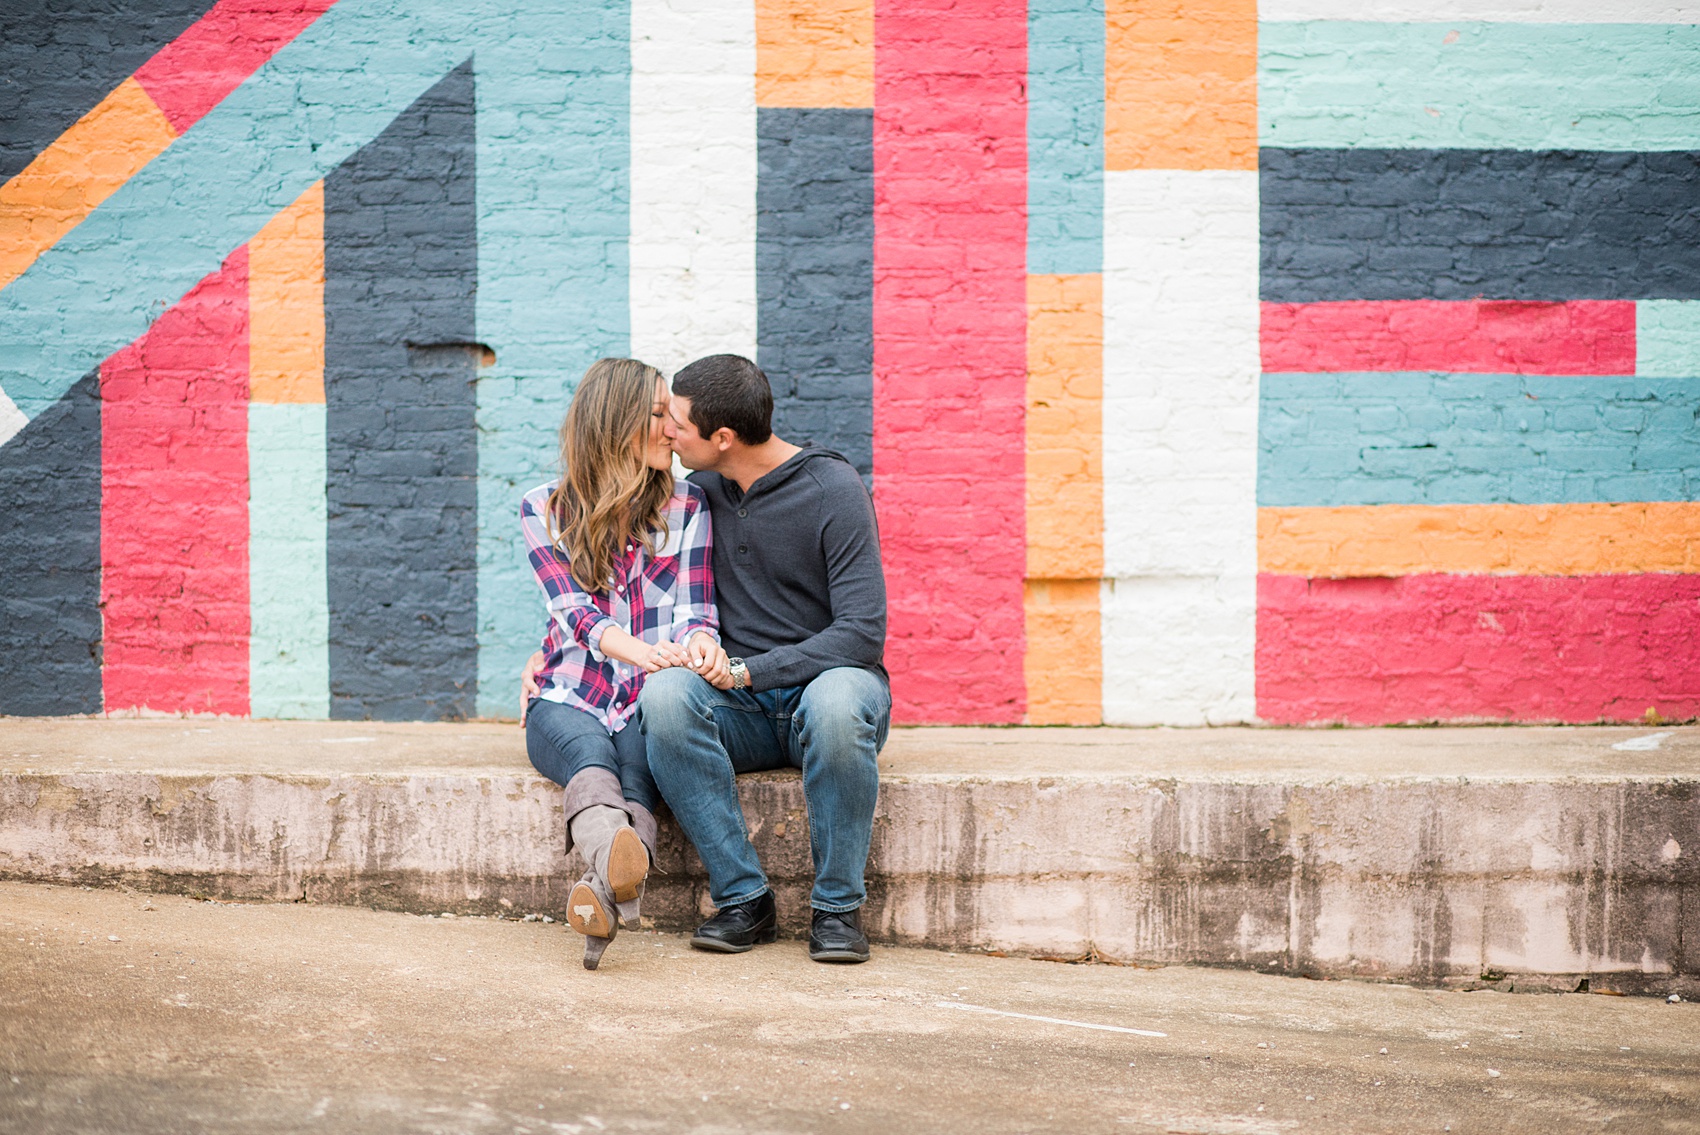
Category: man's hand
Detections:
[
  {"x1": 685, "y1": 631, "x2": 733, "y2": 690},
  {"x1": 519, "y1": 650, "x2": 546, "y2": 724}
]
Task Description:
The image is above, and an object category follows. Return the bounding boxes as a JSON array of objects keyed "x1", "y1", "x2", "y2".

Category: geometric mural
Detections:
[{"x1": 2, "y1": 0, "x2": 1697, "y2": 725}]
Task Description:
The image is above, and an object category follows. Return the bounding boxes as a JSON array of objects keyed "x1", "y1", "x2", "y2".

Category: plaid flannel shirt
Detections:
[{"x1": 521, "y1": 480, "x2": 718, "y2": 733}]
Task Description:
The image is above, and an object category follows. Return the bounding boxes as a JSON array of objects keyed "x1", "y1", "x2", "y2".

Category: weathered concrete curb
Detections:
[{"x1": 3, "y1": 722, "x2": 1697, "y2": 993}]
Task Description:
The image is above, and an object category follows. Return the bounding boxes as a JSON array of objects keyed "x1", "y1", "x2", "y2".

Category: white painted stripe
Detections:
[
  {"x1": 1101, "y1": 170, "x2": 1258, "y2": 726},
  {"x1": 936, "y1": 1002, "x2": 1168, "y2": 1038},
  {"x1": 1259, "y1": 1, "x2": 1700, "y2": 21},
  {"x1": 630, "y1": 0, "x2": 758, "y2": 376},
  {"x1": 249, "y1": 403, "x2": 330, "y2": 719},
  {"x1": 0, "y1": 384, "x2": 25, "y2": 448}
]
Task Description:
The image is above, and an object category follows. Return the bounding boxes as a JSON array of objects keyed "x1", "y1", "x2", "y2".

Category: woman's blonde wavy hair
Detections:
[{"x1": 547, "y1": 357, "x2": 672, "y2": 593}]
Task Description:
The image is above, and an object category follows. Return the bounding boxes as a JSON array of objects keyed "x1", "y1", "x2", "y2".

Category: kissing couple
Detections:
[{"x1": 518, "y1": 354, "x2": 890, "y2": 970}]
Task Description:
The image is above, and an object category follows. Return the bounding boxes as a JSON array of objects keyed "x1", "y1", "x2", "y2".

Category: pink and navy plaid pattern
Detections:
[{"x1": 521, "y1": 480, "x2": 718, "y2": 733}]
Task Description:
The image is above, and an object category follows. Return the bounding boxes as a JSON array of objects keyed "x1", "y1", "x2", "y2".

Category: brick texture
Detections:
[
  {"x1": 0, "y1": 371, "x2": 103, "y2": 715},
  {"x1": 758, "y1": 106, "x2": 874, "y2": 476},
  {"x1": 1259, "y1": 374, "x2": 1700, "y2": 508},
  {"x1": 323, "y1": 62, "x2": 478, "y2": 722},
  {"x1": 874, "y1": 0, "x2": 1028, "y2": 723},
  {"x1": 1261, "y1": 149, "x2": 1700, "y2": 303}
]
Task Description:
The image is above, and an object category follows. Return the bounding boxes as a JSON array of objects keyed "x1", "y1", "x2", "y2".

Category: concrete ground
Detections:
[{"x1": 2, "y1": 882, "x2": 1696, "y2": 1135}]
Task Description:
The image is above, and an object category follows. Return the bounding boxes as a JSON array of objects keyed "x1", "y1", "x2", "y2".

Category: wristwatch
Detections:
[{"x1": 728, "y1": 657, "x2": 750, "y2": 690}]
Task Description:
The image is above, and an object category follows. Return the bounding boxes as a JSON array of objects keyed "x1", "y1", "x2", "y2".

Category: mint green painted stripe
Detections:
[
  {"x1": 472, "y1": 0, "x2": 630, "y2": 717},
  {"x1": 1028, "y1": 0, "x2": 1103, "y2": 276},
  {"x1": 249, "y1": 403, "x2": 330, "y2": 719},
  {"x1": 1259, "y1": 21, "x2": 1700, "y2": 151},
  {"x1": 1639, "y1": 301, "x2": 1700, "y2": 378}
]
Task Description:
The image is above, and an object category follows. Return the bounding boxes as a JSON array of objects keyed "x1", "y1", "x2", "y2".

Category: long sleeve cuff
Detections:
[{"x1": 579, "y1": 614, "x2": 619, "y2": 663}]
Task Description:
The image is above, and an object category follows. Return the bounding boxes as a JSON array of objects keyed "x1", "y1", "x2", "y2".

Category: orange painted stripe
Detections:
[
  {"x1": 0, "y1": 78, "x2": 176, "y2": 292},
  {"x1": 1024, "y1": 579, "x2": 1103, "y2": 725},
  {"x1": 1105, "y1": 0, "x2": 1257, "y2": 172},
  {"x1": 757, "y1": 0, "x2": 873, "y2": 108},
  {"x1": 1259, "y1": 502, "x2": 1700, "y2": 578},
  {"x1": 1027, "y1": 273, "x2": 1103, "y2": 579},
  {"x1": 1026, "y1": 273, "x2": 1102, "y2": 724},
  {"x1": 248, "y1": 181, "x2": 325, "y2": 404}
]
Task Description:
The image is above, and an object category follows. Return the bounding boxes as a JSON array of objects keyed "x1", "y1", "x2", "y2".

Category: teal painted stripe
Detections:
[
  {"x1": 472, "y1": 0, "x2": 630, "y2": 718},
  {"x1": 1260, "y1": 373, "x2": 1700, "y2": 507},
  {"x1": 0, "y1": 0, "x2": 510, "y2": 423},
  {"x1": 249, "y1": 403, "x2": 330, "y2": 719},
  {"x1": 1028, "y1": 0, "x2": 1103, "y2": 276},
  {"x1": 1639, "y1": 301, "x2": 1700, "y2": 378},
  {"x1": 1259, "y1": 21, "x2": 1700, "y2": 152}
]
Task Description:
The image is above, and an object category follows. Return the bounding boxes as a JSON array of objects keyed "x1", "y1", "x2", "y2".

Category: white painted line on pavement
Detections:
[
  {"x1": 935, "y1": 1001, "x2": 1167, "y2": 1038},
  {"x1": 1612, "y1": 732, "x2": 1672, "y2": 751}
]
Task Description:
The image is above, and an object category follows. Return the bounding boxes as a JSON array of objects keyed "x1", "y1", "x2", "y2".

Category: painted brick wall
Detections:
[{"x1": 2, "y1": 0, "x2": 1697, "y2": 726}]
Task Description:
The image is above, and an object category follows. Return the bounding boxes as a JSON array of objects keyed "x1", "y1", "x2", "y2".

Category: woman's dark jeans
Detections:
[{"x1": 525, "y1": 698, "x2": 658, "y2": 815}]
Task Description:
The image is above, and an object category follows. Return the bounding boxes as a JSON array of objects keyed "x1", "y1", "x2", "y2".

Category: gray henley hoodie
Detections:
[{"x1": 688, "y1": 446, "x2": 887, "y2": 692}]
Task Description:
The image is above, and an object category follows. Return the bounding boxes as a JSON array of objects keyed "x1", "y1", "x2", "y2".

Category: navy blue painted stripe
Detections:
[
  {"x1": 324, "y1": 61, "x2": 478, "y2": 721},
  {"x1": 0, "y1": 0, "x2": 215, "y2": 184},
  {"x1": 757, "y1": 107, "x2": 875, "y2": 478},
  {"x1": 1261, "y1": 148, "x2": 1700, "y2": 303},
  {"x1": 1259, "y1": 373, "x2": 1700, "y2": 507},
  {"x1": 0, "y1": 369, "x2": 103, "y2": 714}
]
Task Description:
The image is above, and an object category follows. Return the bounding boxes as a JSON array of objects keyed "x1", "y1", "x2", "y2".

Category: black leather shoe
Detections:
[
  {"x1": 689, "y1": 891, "x2": 778, "y2": 953},
  {"x1": 808, "y1": 907, "x2": 870, "y2": 963}
]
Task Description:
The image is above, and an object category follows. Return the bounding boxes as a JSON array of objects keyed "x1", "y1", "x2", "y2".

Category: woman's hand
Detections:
[
  {"x1": 685, "y1": 632, "x2": 733, "y2": 690},
  {"x1": 519, "y1": 650, "x2": 546, "y2": 724},
  {"x1": 643, "y1": 640, "x2": 691, "y2": 673}
]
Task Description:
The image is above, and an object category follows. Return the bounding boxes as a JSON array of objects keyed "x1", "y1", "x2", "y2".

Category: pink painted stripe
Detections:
[
  {"x1": 101, "y1": 248, "x2": 252, "y2": 716},
  {"x1": 133, "y1": 0, "x2": 339, "y2": 134},
  {"x1": 873, "y1": 0, "x2": 1028, "y2": 724},
  {"x1": 1256, "y1": 572, "x2": 1700, "y2": 725},
  {"x1": 1261, "y1": 300, "x2": 1637, "y2": 375}
]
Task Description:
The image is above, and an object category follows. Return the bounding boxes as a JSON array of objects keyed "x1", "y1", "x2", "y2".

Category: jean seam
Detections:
[{"x1": 715, "y1": 701, "x2": 768, "y2": 904}]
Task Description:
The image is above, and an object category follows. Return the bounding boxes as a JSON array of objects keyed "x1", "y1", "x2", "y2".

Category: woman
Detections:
[{"x1": 520, "y1": 357, "x2": 726, "y2": 970}]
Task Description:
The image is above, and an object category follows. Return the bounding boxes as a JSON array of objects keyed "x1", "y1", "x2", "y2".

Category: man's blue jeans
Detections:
[{"x1": 640, "y1": 666, "x2": 890, "y2": 913}]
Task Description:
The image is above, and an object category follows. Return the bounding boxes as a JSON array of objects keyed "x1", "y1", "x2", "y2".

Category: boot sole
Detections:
[
  {"x1": 808, "y1": 946, "x2": 870, "y2": 963},
  {"x1": 688, "y1": 926, "x2": 778, "y2": 953},
  {"x1": 567, "y1": 881, "x2": 614, "y2": 938},
  {"x1": 607, "y1": 826, "x2": 649, "y2": 903}
]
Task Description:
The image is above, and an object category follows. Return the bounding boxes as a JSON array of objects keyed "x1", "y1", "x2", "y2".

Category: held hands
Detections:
[
  {"x1": 643, "y1": 633, "x2": 730, "y2": 689},
  {"x1": 642, "y1": 640, "x2": 692, "y2": 673},
  {"x1": 519, "y1": 634, "x2": 733, "y2": 720}
]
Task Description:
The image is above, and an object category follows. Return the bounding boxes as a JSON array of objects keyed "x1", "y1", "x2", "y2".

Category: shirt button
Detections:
[
  {"x1": 738, "y1": 508, "x2": 747, "y2": 518},
  {"x1": 738, "y1": 545, "x2": 748, "y2": 554}
]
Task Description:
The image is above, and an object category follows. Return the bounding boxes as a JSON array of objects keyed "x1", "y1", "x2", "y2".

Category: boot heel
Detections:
[
  {"x1": 567, "y1": 880, "x2": 614, "y2": 938},
  {"x1": 606, "y1": 825, "x2": 650, "y2": 902},
  {"x1": 757, "y1": 926, "x2": 779, "y2": 944}
]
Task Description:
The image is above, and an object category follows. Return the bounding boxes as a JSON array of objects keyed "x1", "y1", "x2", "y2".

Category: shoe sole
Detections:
[
  {"x1": 567, "y1": 881, "x2": 614, "y2": 938},
  {"x1": 688, "y1": 926, "x2": 779, "y2": 954},
  {"x1": 606, "y1": 826, "x2": 649, "y2": 903},
  {"x1": 808, "y1": 947, "x2": 870, "y2": 964}
]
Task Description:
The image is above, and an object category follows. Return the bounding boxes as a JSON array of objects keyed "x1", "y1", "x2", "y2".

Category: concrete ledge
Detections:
[{"x1": 3, "y1": 719, "x2": 1697, "y2": 993}]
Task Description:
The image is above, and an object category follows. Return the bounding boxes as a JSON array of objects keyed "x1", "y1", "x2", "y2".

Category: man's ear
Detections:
[{"x1": 713, "y1": 427, "x2": 737, "y2": 452}]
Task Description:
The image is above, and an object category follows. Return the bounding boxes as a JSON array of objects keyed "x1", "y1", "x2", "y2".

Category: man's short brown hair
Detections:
[{"x1": 671, "y1": 354, "x2": 774, "y2": 445}]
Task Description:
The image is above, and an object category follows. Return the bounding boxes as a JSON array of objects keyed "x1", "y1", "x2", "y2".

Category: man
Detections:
[{"x1": 526, "y1": 354, "x2": 890, "y2": 963}]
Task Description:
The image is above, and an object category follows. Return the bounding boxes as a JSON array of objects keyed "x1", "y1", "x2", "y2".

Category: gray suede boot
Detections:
[{"x1": 566, "y1": 803, "x2": 652, "y2": 970}]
